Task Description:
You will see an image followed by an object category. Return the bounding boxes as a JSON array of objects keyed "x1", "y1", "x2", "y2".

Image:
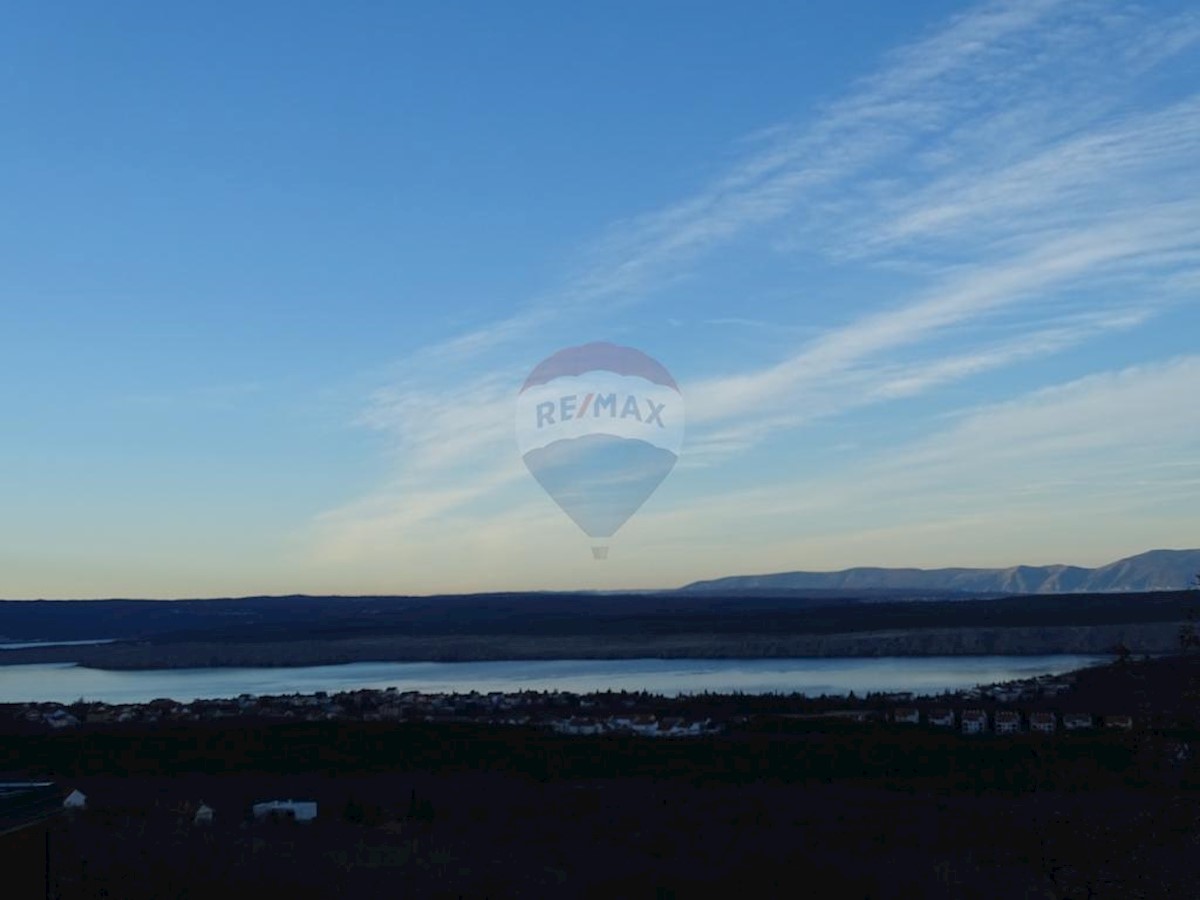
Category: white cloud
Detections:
[
  {"x1": 687, "y1": 207, "x2": 1198, "y2": 430},
  {"x1": 399, "y1": 0, "x2": 1090, "y2": 368},
  {"x1": 637, "y1": 355, "x2": 1200, "y2": 576},
  {"x1": 307, "y1": 0, "x2": 1200, "y2": 586}
]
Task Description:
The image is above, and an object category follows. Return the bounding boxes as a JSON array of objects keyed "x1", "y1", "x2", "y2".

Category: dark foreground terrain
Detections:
[
  {"x1": 3, "y1": 687, "x2": 1199, "y2": 898},
  {"x1": 9, "y1": 770, "x2": 1200, "y2": 899}
]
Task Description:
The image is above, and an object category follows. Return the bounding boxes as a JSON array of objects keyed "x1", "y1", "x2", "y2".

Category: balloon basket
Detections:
[{"x1": 591, "y1": 545, "x2": 609, "y2": 560}]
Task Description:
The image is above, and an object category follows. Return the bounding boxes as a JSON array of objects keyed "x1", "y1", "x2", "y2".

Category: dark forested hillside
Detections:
[
  {"x1": 1, "y1": 590, "x2": 1196, "y2": 644},
  {"x1": 1, "y1": 588, "x2": 1197, "y2": 668}
]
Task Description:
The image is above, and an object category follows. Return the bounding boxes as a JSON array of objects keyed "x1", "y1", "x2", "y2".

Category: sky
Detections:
[{"x1": 2, "y1": 0, "x2": 1198, "y2": 598}]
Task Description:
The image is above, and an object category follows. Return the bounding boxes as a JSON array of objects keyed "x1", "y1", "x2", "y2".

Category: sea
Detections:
[{"x1": 0, "y1": 655, "x2": 1108, "y2": 705}]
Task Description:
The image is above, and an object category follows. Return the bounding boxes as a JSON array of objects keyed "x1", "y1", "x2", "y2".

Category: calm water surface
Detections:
[{"x1": 0, "y1": 655, "x2": 1107, "y2": 704}]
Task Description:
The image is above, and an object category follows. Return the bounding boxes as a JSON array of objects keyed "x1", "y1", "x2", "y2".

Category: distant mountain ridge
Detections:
[{"x1": 682, "y1": 549, "x2": 1200, "y2": 594}]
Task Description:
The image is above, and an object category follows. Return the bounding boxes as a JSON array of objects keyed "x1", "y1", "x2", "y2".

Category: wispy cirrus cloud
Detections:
[
  {"x1": 841, "y1": 95, "x2": 1200, "y2": 258},
  {"x1": 405, "y1": 0, "x2": 1100, "y2": 368},
  {"x1": 686, "y1": 203, "x2": 1200, "y2": 441},
  {"x1": 309, "y1": 370, "x2": 528, "y2": 562},
  {"x1": 642, "y1": 354, "x2": 1200, "y2": 574},
  {"x1": 312, "y1": 352, "x2": 1200, "y2": 587},
  {"x1": 679, "y1": 301, "x2": 1160, "y2": 466},
  {"x1": 310, "y1": 0, "x2": 1200, "y2": 578}
]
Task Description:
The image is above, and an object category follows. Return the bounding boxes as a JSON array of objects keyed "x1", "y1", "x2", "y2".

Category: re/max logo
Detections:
[{"x1": 536, "y1": 393, "x2": 667, "y2": 428}]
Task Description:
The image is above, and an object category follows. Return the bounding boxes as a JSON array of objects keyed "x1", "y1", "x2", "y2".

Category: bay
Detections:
[
  {"x1": 0, "y1": 655, "x2": 1107, "y2": 705},
  {"x1": 0, "y1": 639, "x2": 116, "y2": 651}
]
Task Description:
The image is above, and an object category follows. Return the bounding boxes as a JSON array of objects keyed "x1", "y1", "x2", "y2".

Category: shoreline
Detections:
[
  {"x1": 0, "y1": 621, "x2": 1180, "y2": 670},
  {"x1": 0, "y1": 653, "x2": 1110, "y2": 708}
]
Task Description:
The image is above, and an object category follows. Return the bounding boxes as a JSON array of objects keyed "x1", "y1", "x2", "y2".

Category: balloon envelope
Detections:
[{"x1": 516, "y1": 343, "x2": 684, "y2": 539}]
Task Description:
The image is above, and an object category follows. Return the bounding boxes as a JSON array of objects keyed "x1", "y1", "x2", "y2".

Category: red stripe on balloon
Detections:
[{"x1": 520, "y1": 342, "x2": 680, "y2": 393}]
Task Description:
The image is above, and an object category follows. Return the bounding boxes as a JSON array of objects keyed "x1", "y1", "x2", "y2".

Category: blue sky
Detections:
[{"x1": 2, "y1": 0, "x2": 1198, "y2": 598}]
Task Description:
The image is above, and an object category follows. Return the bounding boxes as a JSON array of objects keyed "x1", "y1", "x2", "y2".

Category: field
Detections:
[{"x1": 3, "y1": 707, "x2": 1200, "y2": 898}]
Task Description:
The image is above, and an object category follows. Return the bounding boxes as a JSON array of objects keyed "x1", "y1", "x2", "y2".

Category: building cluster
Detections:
[
  {"x1": 548, "y1": 714, "x2": 719, "y2": 737},
  {"x1": 955, "y1": 671, "x2": 1076, "y2": 703},
  {"x1": 890, "y1": 707, "x2": 1134, "y2": 734},
  {"x1": 881, "y1": 672, "x2": 1140, "y2": 733},
  {"x1": 855, "y1": 673, "x2": 1073, "y2": 708},
  {"x1": 0, "y1": 667, "x2": 1153, "y2": 738},
  {"x1": 2, "y1": 687, "x2": 697, "y2": 734}
]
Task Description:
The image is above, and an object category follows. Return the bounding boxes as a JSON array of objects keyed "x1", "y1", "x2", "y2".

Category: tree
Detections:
[
  {"x1": 407, "y1": 789, "x2": 434, "y2": 824},
  {"x1": 343, "y1": 796, "x2": 365, "y2": 824},
  {"x1": 1179, "y1": 610, "x2": 1200, "y2": 654}
]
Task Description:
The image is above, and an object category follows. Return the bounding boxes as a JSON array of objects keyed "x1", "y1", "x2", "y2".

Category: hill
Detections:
[
  {"x1": 1, "y1": 588, "x2": 1198, "y2": 668},
  {"x1": 682, "y1": 548, "x2": 1200, "y2": 594}
]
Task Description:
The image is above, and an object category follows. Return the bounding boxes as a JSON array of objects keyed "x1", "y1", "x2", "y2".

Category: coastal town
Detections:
[
  {"x1": 3, "y1": 655, "x2": 1198, "y2": 900},
  {"x1": 1, "y1": 662, "x2": 1179, "y2": 738},
  {"x1": 0, "y1": 664, "x2": 1179, "y2": 839},
  {"x1": 4, "y1": 687, "x2": 718, "y2": 738}
]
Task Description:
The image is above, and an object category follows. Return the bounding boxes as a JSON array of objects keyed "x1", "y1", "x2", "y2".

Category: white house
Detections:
[
  {"x1": 629, "y1": 714, "x2": 659, "y2": 735},
  {"x1": 1105, "y1": 714, "x2": 1133, "y2": 730},
  {"x1": 194, "y1": 802, "x2": 214, "y2": 825},
  {"x1": 994, "y1": 710, "x2": 1021, "y2": 735},
  {"x1": 893, "y1": 708, "x2": 920, "y2": 725},
  {"x1": 63, "y1": 789, "x2": 87, "y2": 810},
  {"x1": 929, "y1": 709, "x2": 955, "y2": 728},
  {"x1": 1063, "y1": 713, "x2": 1093, "y2": 730},
  {"x1": 653, "y1": 717, "x2": 709, "y2": 737},
  {"x1": 1030, "y1": 712, "x2": 1056, "y2": 733},
  {"x1": 253, "y1": 800, "x2": 317, "y2": 823},
  {"x1": 607, "y1": 714, "x2": 658, "y2": 735},
  {"x1": 45, "y1": 709, "x2": 79, "y2": 729},
  {"x1": 961, "y1": 710, "x2": 987, "y2": 734}
]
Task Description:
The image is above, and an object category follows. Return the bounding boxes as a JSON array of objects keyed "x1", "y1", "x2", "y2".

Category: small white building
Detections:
[
  {"x1": 194, "y1": 802, "x2": 214, "y2": 825},
  {"x1": 253, "y1": 800, "x2": 317, "y2": 823},
  {"x1": 961, "y1": 710, "x2": 987, "y2": 734},
  {"x1": 45, "y1": 710, "x2": 79, "y2": 729},
  {"x1": 607, "y1": 714, "x2": 658, "y2": 735},
  {"x1": 994, "y1": 710, "x2": 1021, "y2": 735},
  {"x1": 1063, "y1": 713, "x2": 1093, "y2": 730},
  {"x1": 929, "y1": 709, "x2": 955, "y2": 728},
  {"x1": 653, "y1": 717, "x2": 708, "y2": 737},
  {"x1": 1030, "y1": 712, "x2": 1056, "y2": 733},
  {"x1": 893, "y1": 708, "x2": 920, "y2": 725},
  {"x1": 629, "y1": 715, "x2": 659, "y2": 735},
  {"x1": 1105, "y1": 714, "x2": 1133, "y2": 730},
  {"x1": 63, "y1": 789, "x2": 87, "y2": 810}
]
